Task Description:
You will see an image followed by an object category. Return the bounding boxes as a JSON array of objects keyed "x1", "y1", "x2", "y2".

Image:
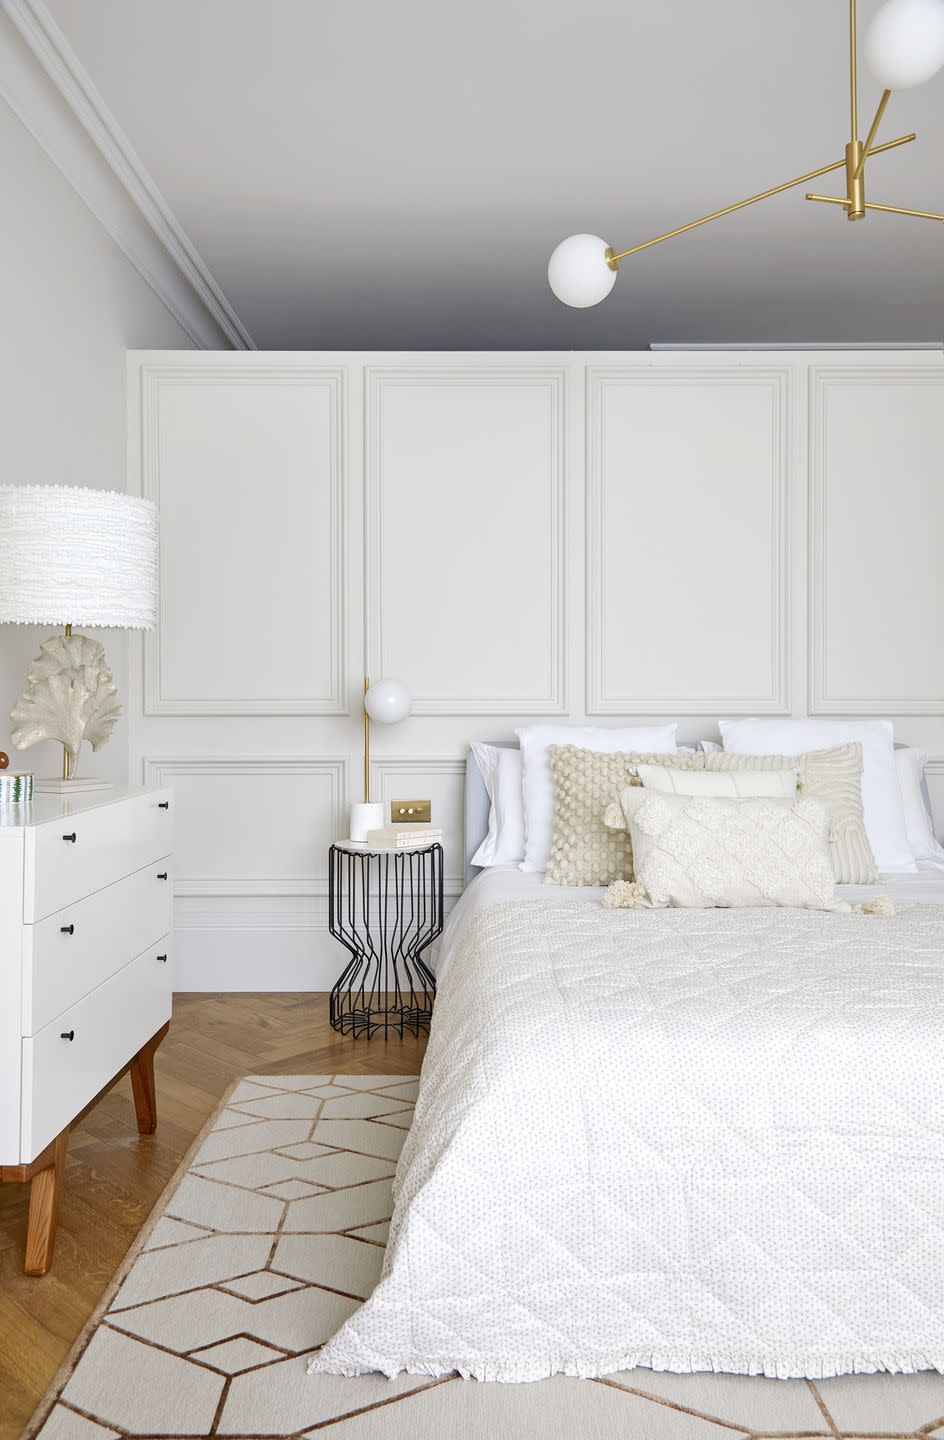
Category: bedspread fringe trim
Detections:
[{"x1": 309, "y1": 1346, "x2": 942, "y2": 1383}]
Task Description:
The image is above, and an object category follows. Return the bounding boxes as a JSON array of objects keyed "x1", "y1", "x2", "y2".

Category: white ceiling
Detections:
[{"x1": 44, "y1": 0, "x2": 944, "y2": 349}]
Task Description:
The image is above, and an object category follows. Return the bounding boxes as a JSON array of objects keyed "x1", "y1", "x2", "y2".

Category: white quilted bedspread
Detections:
[{"x1": 313, "y1": 900, "x2": 944, "y2": 1382}]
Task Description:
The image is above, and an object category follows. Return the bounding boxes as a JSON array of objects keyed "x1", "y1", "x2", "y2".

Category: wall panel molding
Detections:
[
  {"x1": 139, "y1": 363, "x2": 348, "y2": 715},
  {"x1": 369, "y1": 756, "x2": 466, "y2": 894},
  {"x1": 586, "y1": 365, "x2": 790, "y2": 714},
  {"x1": 141, "y1": 756, "x2": 346, "y2": 899},
  {"x1": 126, "y1": 350, "x2": 944, "y2": 990},
  {"x1": 810, "y1": 365, "x2": 944, "y2": 715},
  {"x1": 365, "y1": 366, "x2": 567, "y2": 714}
]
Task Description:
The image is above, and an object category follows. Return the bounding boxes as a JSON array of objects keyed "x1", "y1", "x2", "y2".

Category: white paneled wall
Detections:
[
  {"x1": 587, "y1": 366, "x2": 789, "y2": 713},
  {"x1": 127, "y1": 350, "x2": 944, "y2": 990}
]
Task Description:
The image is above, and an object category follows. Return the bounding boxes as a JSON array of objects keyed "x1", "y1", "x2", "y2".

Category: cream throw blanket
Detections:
[{"x1": 313, "y1": 899, "x2": 944, "y2": 1382}]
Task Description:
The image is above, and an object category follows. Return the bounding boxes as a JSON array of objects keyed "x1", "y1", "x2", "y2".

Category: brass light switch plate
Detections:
[{"x1": 391, "y1": 800, "x2": 432, "y2": 825}]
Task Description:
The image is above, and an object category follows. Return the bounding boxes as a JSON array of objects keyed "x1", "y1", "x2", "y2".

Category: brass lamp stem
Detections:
[
  {"x1": 849, "y1": 0, "x2": 858, "y2": 142},
  {"x1": 855, "y1": 89, "x2": 892, "y2": 176},
  {"x1": 363, "y1": 675, "x2": 370, "y2": 804},
  {"x1": 606, "y1": 131, "x2": 915, "y2": 269},
  {"x1": 62, "y1": 623, "x2": 72, "y2": 780},
  {"x1": 845, "y1": 139, "x2": 866, "y2": 219}
]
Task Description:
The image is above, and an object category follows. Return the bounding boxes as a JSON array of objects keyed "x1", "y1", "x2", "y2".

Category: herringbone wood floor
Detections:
[{"x1": 0, "y1": 993, "x2": 428, "y2": 1440}]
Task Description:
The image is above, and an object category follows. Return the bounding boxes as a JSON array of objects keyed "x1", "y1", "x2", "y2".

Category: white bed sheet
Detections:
[{"x1": 434, "y1": 864, "x2": 944, "y2": 981}]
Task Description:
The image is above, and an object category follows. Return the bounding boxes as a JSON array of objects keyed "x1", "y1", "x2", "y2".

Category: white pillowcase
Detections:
[
  {"x1": 635, "y1": 763, "x2": 797, "y2": 799},
  {"x1": 515, "y1": 722, "x2": 678, "y2": 873},
  {"x1": 718, "y1": 718, "x2": 915, "y2": 875},
  {"x1": 896, "y1": 746, "x2": 944, "y2": 870},
  {"x1": 470, "y1": 743, "x2": 525, "y2": 867}
]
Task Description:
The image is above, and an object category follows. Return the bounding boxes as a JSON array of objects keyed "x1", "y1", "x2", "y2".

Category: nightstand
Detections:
[{"x1": 327, "y1": 842, "x2": 443, "y2": 1039}]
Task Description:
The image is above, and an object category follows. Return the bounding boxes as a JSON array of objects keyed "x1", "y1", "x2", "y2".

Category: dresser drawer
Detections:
[
  {"x1": 24, "y1": 789, "x2": 173, "y2": 922},
  {"x1": 21, "y1": 939, "x2": 173, "y2": 1161},
  {"x1": 23, "y1": 864, "x2": 173, "y2": 1035}
]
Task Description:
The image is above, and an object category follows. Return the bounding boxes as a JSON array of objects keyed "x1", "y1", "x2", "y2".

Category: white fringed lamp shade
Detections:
[{"x1": 0, "y1": 485, "x2": 159, "y2": 628}]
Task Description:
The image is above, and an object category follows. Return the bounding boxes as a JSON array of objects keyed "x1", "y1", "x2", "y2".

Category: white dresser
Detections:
[{"x1": 0, "y1": 786, "x2": 173, "y2": 1273}]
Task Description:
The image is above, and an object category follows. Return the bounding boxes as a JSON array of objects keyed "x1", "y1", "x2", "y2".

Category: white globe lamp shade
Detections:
[
  {"x1": 0, "y1": 485, "x2": 159, "y2": 628},
  {"x1": 364, "y1": 677, "x2": 411, "y2": 725},
  {"x1": 547, "y1": 234, "x2": 618, "y2": 308},
  {"x1": 865, "y1": 0, "x2": 944, "y2": 88}
]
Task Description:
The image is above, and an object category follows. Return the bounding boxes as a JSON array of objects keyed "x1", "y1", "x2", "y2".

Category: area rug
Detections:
[{"x1": 26, "y1": 1074, "x2": 944, "y2": 1440}]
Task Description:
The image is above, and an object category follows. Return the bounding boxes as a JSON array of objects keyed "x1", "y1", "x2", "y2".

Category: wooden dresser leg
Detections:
[
  {"x1": 129, "y1": 1021, "x2": 169, "y2": 1135},
  {"x1": 24, "y1": 1129, "x2": 69, "y2": 1276}
]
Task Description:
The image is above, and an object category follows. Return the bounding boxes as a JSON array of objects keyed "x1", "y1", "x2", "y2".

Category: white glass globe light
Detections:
[
  {"x1": 547, "y1": 234, "x2": 618, "y2": 308},
  {"x1": 364, "y1": 677, "x2": 411, "y2": 725},
  {"x1": 865, "y1": 0, "x2": 944, "y2": 88}
]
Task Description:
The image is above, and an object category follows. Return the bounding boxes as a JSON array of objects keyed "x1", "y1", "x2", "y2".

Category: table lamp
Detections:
[
  {"x1": 0, "y1": 485, "x2": 159, "y2": 791},
  {"x1": 350, "y1": 675, "x2": 412, "y2": 841}
]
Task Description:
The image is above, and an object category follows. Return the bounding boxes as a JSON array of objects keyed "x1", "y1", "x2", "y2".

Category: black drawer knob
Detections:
[
  {"x1": 60, "y1": 923, "x2": 74, "y2": 935},
  {"x1": 157, "y1": 871, "x2": 168, "y2": 881},
  {"x1": 158, "y1": 801, "x2": 169, "y2": 810},
  {"x1": 157, "y1": 953, "x2": 168, "y2": 963},
  {"x1": 60, "y1": 1029, "x2": 75, "y2": 1042},
  {"x1": 62, "y1": 832, "x2": 76, "y2": 843}
]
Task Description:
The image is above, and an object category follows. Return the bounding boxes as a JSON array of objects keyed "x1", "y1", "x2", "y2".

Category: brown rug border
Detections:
[{"x1": 21, "y1": 1074, "x2": 303, "y2": 1440}]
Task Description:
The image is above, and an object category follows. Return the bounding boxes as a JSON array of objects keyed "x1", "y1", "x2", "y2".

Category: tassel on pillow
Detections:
[
  {"x1": 603, "y1": 879, "x2": 647, "y2": 909},
  {"x1": 852, "y1": 895, "x2": 896, "y2": 917},
  {"x1": 602, "y1": 800, "x2": 626, "y2": 831}
]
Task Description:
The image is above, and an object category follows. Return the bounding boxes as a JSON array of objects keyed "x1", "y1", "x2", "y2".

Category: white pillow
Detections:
[
  {"x1": 470, "y1": 743, "x2": 525, "y2": 866},
  {"x1": 896, "y1": 746, "x2": 944, "y2": 870},
  {"x1": 635, "y1": 762, "x2": 797, "y2": 799},
  {"x1": 718, "y1": 718, "x2": 915, "y2": 875},
  {"x1": 618, "y1": 788, "x2": 851, "y2": 913},
  {"x1": 515, "y1": 722, "x2": 678, "y2": 872}
]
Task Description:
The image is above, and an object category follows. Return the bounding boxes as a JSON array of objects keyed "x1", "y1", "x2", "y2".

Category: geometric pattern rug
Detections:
[{"x1": 24, "y1": 1075, "x2": 944, "y2": 1440}]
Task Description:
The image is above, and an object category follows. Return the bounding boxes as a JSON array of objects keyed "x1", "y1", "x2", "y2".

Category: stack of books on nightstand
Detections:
[{"x1": 366, "y1": 826, "x2": 443, "y2": 849}]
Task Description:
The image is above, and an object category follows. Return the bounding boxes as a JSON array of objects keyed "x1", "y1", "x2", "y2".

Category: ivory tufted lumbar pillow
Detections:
[
  {"x1": 617, "y1": 788, "x2": 856, "y2": 913},
  {"x1": 545, "y1": 745, "x2": 704, "y2": 886},
  {"x1": 704, "y1": 742, "x2": 878, "y2": 884}
]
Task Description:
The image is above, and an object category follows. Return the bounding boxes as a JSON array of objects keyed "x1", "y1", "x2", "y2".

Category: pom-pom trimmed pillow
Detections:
[
  {"x1": 704, "y1": 742, "x2": 878, "y2": 884},
  {"x1": 545, "y1": 745, "x2": 704, "y2": 886},
  {"x1": 616, "y1": 788, "x2": 855, "y2": 914},
  {"x1": 517, "y1": 722, "x2": 678, "y2": 873}
]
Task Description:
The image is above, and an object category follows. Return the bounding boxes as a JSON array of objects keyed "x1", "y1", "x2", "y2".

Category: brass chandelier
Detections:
[{"x1": 548, "y1": 0, "x2": 944, "y2": 308}]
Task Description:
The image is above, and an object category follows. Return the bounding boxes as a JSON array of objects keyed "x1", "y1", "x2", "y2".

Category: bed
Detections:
[{"x1": 312, "y1": 750, "x2": 944, "y2": 1384}]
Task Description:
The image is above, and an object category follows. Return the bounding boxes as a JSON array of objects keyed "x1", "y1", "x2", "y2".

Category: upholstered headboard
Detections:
[{"x1": 464, "y1": 740, "x2": 517, "y2": 888}]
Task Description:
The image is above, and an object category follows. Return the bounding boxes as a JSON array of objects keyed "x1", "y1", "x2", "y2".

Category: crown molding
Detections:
[{"x1": 0, "y1": 0, "x2": 254, "y2": 350}]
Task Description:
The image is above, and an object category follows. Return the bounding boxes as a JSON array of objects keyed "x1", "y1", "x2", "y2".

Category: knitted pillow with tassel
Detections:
[
  {"x1": 546, "y1": 744, "x2": 704, "y2": 886},
  {"x1": 704, "y1": 741, "x2": 878, "y2": 884}
]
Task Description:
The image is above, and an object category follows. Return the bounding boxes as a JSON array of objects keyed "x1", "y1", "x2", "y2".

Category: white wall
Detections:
[
  {"x1": 0, "y1": 98, "x2": 193, "y2": 783},
  {"x1": 127, "y1": 349, "x2": 944, "y2": 992}
]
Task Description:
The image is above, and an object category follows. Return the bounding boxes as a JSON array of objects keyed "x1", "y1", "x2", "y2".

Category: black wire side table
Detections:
[{"x1": 328, "y1": 842, "x2": 443, "y2": 1039}]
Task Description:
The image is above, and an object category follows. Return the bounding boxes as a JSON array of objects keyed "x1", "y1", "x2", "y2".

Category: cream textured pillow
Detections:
[
  {"x1": 545, "y1": 745, "x2": 704, "y2": 886},
  {"x1": 635, "y1": 763, "x2": 797, "y2": 799},
  {"x1": 704, "y1": 742, "x2": 878, "y2": 884},
  {"x1": 517, "y1": 722, "x2": 678, "y2": 872},
  {"x1": 618, "y1": 788, "x2": 851, "y2": 913}
]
